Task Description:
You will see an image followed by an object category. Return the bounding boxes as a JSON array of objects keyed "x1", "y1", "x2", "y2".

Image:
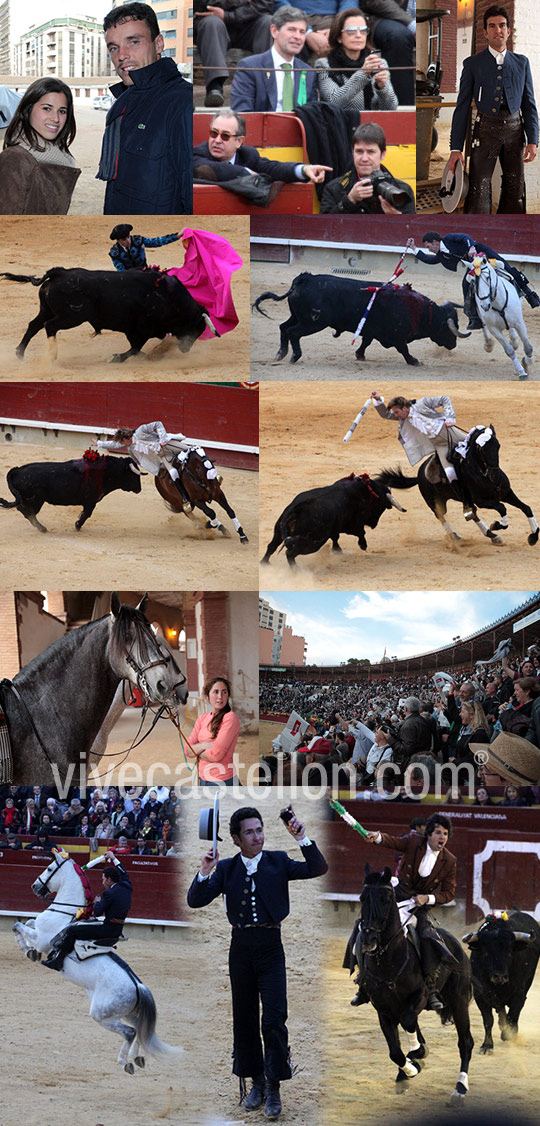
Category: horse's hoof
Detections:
[
  {"x1": 218, "y1": 525, "x2": 231, "y2": 537},
  {"x1": 489, "y1": 535, "x2": 504, "y2": 545},
  {"x1": 528, "y1": 531, "x2": 539, "y2": 546},
  {"x1": 240, "y1": 535, "x2": 249, "y2": 544},
  {"x1": 409, "y1": 1045, "x2": 428, "y2": 1060},
  {"x1": 124, "y1": 1062, "x2": 135, "y2": 1075},
  {"x1": 26, "y1": 949, "x2": 38, "y2": 961},
  {"x1": 478, "y1": 1045, "x2": 493, "y2": 1054},
  {"x1": 518, "y1": 374, "x2": 529, "y2": 381},
  {"x1": 134, "y1": 1056, "x2": 145, "y2": 1069},
  {"x1": 501, "y1": 1026, "x2": 517, "y2": 1041}
]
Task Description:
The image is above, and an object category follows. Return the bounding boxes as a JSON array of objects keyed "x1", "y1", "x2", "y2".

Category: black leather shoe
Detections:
[
  {"x1": 42, "y1": 952, "x2": 64, "y2": 971},
  {"x1": 204, "y1": 87, "x2": 224, "y2": 108},
  {"x1": 265, "y1": 1080, "x2": 282, "y2": 1120},
  {"x1": 526, "y1": 290, "x2": 540, "y2": 308},
  {"x1": 350, "y1": 987, "x2": 370, "y2": 1006},
  {"x1": 426, "y1": 992, "x2": 444, "y2": 1011},
  {"x1": 466, "y1": 317, "x2": 482, "y2": 330},
  {"x1": 244, "y1": 1075, "x2": 265, "y2": 1111}
]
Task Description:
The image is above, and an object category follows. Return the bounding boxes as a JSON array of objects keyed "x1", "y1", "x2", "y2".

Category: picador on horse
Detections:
[
  {"x1": 43, "y1": 849, "x2": 132, "y2": 971},
  {"x1": 345, "y1": 814, "x2": 459, "y2": 1013},
  {"x1": 96, "y1": 419, "x2": 220, "y2": 515}
]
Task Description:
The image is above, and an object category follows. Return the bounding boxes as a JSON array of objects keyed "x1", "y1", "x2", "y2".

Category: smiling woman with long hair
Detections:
[
  {"x1": 315, "y1": 9, "x2": 397, "y2": 110},
  {"x1": 0, "y1": 77, "x2": 80, "y2": 214},
  {"x1": 187, "y1": 676, "x2": 240, "y2": 786}
]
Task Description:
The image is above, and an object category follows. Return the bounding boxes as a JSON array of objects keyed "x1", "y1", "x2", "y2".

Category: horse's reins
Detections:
[{"x1": 34, "y1": 854, "x2": 85, "y2": 916}]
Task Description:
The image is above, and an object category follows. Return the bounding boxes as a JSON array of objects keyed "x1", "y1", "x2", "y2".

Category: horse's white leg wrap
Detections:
[
  {"x1": 405, "y1": 1030, "x2": 421, "y2": 1052},
  {"x1": 444, "y1": 466, "x2": 457, "y2": 483},
  {"x1": 209, "y1": 517, "x2": 221, "y2": 528},
  {"x1": 457, "y1": 1071, "x2": 469, "y2": 1091},
  {"x1": 498, "y1": 514, "x2": 509, "y2": 528},
  {"x1": 476, "y1": 519, "x2": 490, "y2": 537},
  {"x1": 402, "y1": 1058, "x2": 420, "y2": 1078},
  {"x1": 529, "y1": 517, "x2": 539, "y2": 534},
  {"x1": 232, "y1": 517, "x2": 241, "y2": 532}
]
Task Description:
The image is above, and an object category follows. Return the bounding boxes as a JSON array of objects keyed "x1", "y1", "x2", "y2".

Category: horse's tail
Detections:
[
  {"x1": 376, "y1": 467, "x2": 419, "y2": 490},
  {"x1": 0, "y1": 271, "x2": 48, "y2": 286},
  {"x1": 133, "y1": 984, "x2": 183, "y2": 1060}
]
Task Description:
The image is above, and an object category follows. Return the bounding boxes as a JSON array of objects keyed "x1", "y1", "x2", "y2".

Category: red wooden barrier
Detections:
[
  {"x1": 0, "y1": 842, "x2": 184, "y2": 924},
  {"x1": 0, "y1": 383, "x2": 259, "y2": 471},
  {"x1": 326, "y1": 803, "x2": 540, "y2": 923}
]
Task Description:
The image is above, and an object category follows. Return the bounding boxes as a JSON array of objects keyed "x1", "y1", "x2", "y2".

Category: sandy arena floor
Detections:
[
  {"x1": 250, "y1": 259, "x2": 540, "y2": 381},
  {"x1": 322, "y1": 922, "x2": 540, "y2": 1123},
  {"x1": 0, "y1": 441, "x2": 258, "y2": 589},
  {"x1": 259, "y1": 381, "x2": 540, "y2": 590},
  {"x1": 0, "y1": 216, "x2": 249, "y2": 383}
]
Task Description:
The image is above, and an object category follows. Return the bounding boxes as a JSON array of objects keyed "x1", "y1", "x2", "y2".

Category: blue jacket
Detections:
[
  {"x1": 193, "y1": 140, "x2": 301, "y2": 182},
  {"x1": 230, "y1": 49, "x2": 318, "y2": 112},
  {"x1": 94, "y1": 864, "x2": 133, "y2": 922},
  {"x1": 451, "y1": 48, "x2": 539, "y2": 151},
  {"x1": 416, "y1": 232, "x2": 504, "y2": 270},
  {"x1": 100, "y1": 58, "x2": 193, "y2": 215},
  {"x1": 109, "y1": 232, "x2": 181, "y2": 271},
  {"x1": 187, "y1": 843, "x2": 328, "y2": 925}
]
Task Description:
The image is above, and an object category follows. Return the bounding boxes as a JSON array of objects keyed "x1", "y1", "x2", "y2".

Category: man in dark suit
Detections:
[
  {"x1": 187, "y1": 805, "x2": 328, "y2": 1120},
  {"x1": 230, "y1": 6, "x2": 318, "y2": 112},
  {"x1": 350, "y1": 813, "x2": 457, "y2": 1010},
  {"x1": 448, "y1": 4, "x2": 538, "y2": 214},
  {"x1": 194, "y1": 110, "x2": 332, "y2": 188},
  {"x1": 407, "y1": 230, "x2": 540, "y2": 327}
]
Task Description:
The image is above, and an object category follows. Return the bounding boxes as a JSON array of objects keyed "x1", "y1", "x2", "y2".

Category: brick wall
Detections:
[
  {"x1": 0, "y1": 593, "x2": 20, "y2": 680},
  {"x1": 438, "y1": 0, "x2": 458, "y2": 93},
  {"x1": 197, "y1": 592, "x2": 229, "y2": 684}
]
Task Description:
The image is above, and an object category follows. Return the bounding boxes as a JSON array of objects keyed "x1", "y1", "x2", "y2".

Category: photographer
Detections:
[{"x1": 320, "y1": 122, "x2": 415, "y2": 214}]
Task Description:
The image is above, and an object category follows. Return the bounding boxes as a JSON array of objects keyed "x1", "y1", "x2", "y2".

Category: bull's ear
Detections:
[
  {"x1": 110, "y1": 592, "x2": 121, "y2": 617},
  {"x1": 136, "y1": 593, "x2": 149, "y2": 615},
  {"x1": 462, "y1": 932, "x2": 477, "y2": 945}
]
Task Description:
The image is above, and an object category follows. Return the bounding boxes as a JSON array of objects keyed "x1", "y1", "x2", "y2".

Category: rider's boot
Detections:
[
  {"x1": 350, "y1": 965, "x2": 370, "y2": 1006},
  {"x1": 42, "y1": 927, "x2": 71, "y2": 972},
  {"x1": 524, "y1": 287, "x2": 540, "y2": 309},
  {"x1": 464, "y1": 287, "x2": 482, "y2": 330},
  {"x1": 174, "y1": 480, "x2": 192, "y2": 514},
  {"x1": 424, "y1": 970, "x2": 444, "y2": 1011}
]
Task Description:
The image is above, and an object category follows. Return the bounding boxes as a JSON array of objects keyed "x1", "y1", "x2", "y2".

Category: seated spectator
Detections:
[
  {"x1": 41, "y1": 797, "x2": 63, "y2": 829},
  {"x1": 230, "y1": 7, "x2": 318, "y2": 112},
  {"x1": 111, "y1": 835, "x2": 132, "y2": 856},
  {"x1": 141, "y1": 816, "x2": 160, "y2": 842},
  {"x1": 141, "y1": 789, "x2": 163, "y2": 816},
  {"x1": 358, "y1": 725, "x2": 394, "y2": 784},
  {"x1": 442, "y1": 785, "x2": 465, "y2": 804},
  {"x1": 59, "y1": 797, "x2": 85, "y2": 835},
  {"x1": 155, "y1": 840, "x2": 168, "y2": 856},
  {"x1": 194, "y1": 110, "x2": 332, "y2": 205},
  {"x1": 25, "y1": 827, "x2": 54, "y2": 853},
  {"x1": 160, "y1": 788, "x2": 180, "y2": 824},
  {"x1": 19, "y1": 798, "x2": 39, "y2": 836},
  {"x1": 386, "y1": 696, "x2": 432, "y2": 769},
  {"x1": 500, "y1": 677, "x2": 540, "y2": 738},
  {"x1": 4, "y1": 829, "x2": 22, "y2": 849},
  {"x1": 320, "y1": 122, "x2": 415, "y2": 213},
  {"x1": 77, "y1": 814, "x2": 92, "y2": 837},
  {"x1": 195, "y1": 0, "x2": 273, "y2": 108},
  {"x1": 315, "y1": 9, "x2": 397, "y2": 110},
  {"x1": 132, "y1": 836, "x2": 152, "y2": 855},
  {"x1": 356, "y1": 0, "x2": 414, "y2": 105},
  {"x1": 93, "y1": 813, "x2": 114, "y2": 840},
  {"x1": 0, "y1": 797, "x2": 20, "y2": 833},
  {"x1": 110, "y1": 798, "x2": 127, "y2": 828},
  {"x1": 38, "y1": 813, "x2": 57, "y2": 837},
  {"x1": 474, "y1": 786, "x2": 496, "y2": 806},
  {"x1": 141, "y1": 785, "x2": 170, "y2": 808},
  {"x1": 166, "y1": 840, "x2": 182, "y2": 856},
  {"x1": 89, "y1": 800, "x2": 107, "y2": 827},
  {"x1": 114, "y1": 815, "x2": 136, "y2": 841},
  {"x1": 501, "y1": 783, "x2": 531, "y2": 807},
  {"x1": 161, "y1": 818, "x2": 176, "y2": 844}
]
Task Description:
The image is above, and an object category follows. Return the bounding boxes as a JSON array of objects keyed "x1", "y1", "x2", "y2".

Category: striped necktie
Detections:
[{"x1": 281, "y1": 62, "x2": 294, "y2": 111}]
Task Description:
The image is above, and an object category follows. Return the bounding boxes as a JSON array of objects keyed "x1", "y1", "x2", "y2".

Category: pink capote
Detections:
[{"x1": 167, "y1": 227, "x2": 243, "y2": 339}]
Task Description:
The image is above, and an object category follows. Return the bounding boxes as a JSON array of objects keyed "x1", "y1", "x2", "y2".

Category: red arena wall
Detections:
[{"x1": 0, "y1": 383, "x2": 259, "y2": 470}]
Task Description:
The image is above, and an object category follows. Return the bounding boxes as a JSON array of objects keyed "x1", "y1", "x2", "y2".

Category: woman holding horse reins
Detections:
[
  {"x1": 371, "y1": 391, "x2": 474, "y2": 517},
  {"x1": 185, "y1": 677, "x2": 240, "y2": 786},
  {"x1": 96, "y1": 420, "x2": 219, "y2": 515},
  {"x1": 42, "y1": 850, "x2": 132, "y2": 972}
]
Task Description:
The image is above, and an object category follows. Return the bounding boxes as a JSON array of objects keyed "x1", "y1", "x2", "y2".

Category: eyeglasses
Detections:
[
  {"x1": 209, "y1": 128, "x2": 241, "y2": 141},
  {"x1": 342, "y1": 25, "x2": 368, "y2": 34}
]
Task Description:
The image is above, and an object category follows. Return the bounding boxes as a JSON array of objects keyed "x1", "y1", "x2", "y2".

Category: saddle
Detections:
[{"x1": 73, "y1": 935, "x2": 127, "y2": 961}]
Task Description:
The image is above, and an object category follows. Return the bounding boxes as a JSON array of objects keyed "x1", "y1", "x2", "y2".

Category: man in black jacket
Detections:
[
  {"x1": 42, "y1": 852, "x2": 133, "y2": 971},
  {"x1": 320, "y1": 122, "x2": 415, "y2": 214},
  {"x1": 187, "y1": 806, "x2": 328, "y2": 1120},
  {"x1": 194, "y1": 110, "x2": 332, "y2": 202},
  {"x1": 98, "y1": 2, "x2": 192, "y2": 214}
]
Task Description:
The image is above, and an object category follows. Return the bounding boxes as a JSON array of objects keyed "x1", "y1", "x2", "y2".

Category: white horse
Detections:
[
  {"x1": 471, "y1": 255, "x2": 534, "y2": 380},
  {"x1": 13, "y1": 851, "x2": 182, "y2": 1073}
]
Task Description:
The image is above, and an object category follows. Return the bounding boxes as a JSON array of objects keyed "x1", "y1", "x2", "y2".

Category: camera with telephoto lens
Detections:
[{"x1": 369, "y1": 169, "x2": 410, "y2": 211}]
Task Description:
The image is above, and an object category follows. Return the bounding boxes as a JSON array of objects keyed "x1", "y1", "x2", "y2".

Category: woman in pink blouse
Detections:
[{"x1": 188, "y1": 677, "x2": 240, "y2": 786}]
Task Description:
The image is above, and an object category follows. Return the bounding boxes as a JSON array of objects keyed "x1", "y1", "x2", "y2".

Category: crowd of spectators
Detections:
[
  {"x1": 0, "y1": 785, "x2": 183, "y2": 856},
  {"x1": 260, "y1": 650, "x2": 540, "y2": 802}
]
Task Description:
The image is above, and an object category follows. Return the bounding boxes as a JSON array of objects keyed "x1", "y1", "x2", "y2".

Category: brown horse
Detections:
[{"x1": 154, "y1": 449, "x2": 248, "y2": 543}]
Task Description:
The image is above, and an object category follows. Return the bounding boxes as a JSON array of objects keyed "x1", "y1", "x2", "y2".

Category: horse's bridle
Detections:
[
  {"x1": 475, "y1": 263, "x2": 510, "y2": 324},
  {"x1": 34, "y1": 854, "x2": 89, "y2": 918},
  {"x1": 123, "y1": 632, "x2": 186, "y2": 704}
]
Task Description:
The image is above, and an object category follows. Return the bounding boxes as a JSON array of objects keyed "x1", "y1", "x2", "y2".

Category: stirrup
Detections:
[{"x1": 182, "y1": 500, "x2": 192, "y2": 514}]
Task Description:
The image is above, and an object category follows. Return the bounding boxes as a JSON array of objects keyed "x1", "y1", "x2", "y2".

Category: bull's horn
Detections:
[
  {"x1": 129, "y1": 462, "x2": 143, "y2": 475},
  {"x1": 203, "y1": 313, "x2": 220, "y2": 338},
  {"x1": 513, "y1": 932, "x2": 534, "y2": 942},
  {"x1": 389, "y1": 494, "x2": 406, "y2": 513},
  {"x1": 446, "y1": 317, "x2": 472, "y2": 340},
  {"x1": 462, "y1": 932, "x2": 477, "y2": 944}
]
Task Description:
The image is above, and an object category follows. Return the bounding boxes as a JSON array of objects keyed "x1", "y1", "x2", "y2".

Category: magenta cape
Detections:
[{"x1": 168, "y1": 227, "x2": 243, "y2": 339}]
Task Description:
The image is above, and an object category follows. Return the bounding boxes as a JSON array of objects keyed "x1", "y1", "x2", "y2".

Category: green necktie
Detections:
[{"x1": 281, "y1": 62, "x2": 294, "y2": 111}]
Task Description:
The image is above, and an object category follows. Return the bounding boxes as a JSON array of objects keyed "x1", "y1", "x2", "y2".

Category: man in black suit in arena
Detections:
[{"x1": 187, "y1": 805, "x2": 328, "y2": 1120}]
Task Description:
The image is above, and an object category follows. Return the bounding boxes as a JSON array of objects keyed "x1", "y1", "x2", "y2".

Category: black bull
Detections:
[
  {"x1": 463, "y1": 911, "x2": 540, "y2": 1053},
  {"x1": 253, "y1": 272, "x2": 470, "y2": 365},
  {"x1": 260, "y1": 473, "x2": 406, "y2": 567},
  {"x1": 0, "y1": 455, "x2": 142, "y2": 532},
  {"x1": 0, "y1": 267, "x2": 219, "y2": 363}
]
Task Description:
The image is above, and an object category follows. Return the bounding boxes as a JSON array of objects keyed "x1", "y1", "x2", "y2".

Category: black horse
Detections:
[
  {"x1": 154, "y1": 449, "x2": 248, "y2": 544},
  {"x1": 378, "y1": 425, "x2": 539, "y2": 547},
  {"x1": 357, "y1": 869, "x2": 473, "y2": 1102}
]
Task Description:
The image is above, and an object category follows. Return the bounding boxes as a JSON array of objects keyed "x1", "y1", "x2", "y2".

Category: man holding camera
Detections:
[
  {"x1": 320, "y1": 122, "x2": 415, "y2": 214},
  {"x1": 187, "y1": 806, "x2": 328, "y2": 1120}
]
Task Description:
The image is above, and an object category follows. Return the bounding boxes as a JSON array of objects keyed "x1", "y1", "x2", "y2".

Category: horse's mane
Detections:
[
  {"x1": 108, "y1": 603, "x2": 159, "y2": 667},
  {"x1": 13, "y1": 616, "x2": 109, "y2": 687}
]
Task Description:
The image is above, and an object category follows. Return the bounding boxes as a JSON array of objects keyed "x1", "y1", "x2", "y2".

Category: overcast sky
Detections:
[
  {"x1": 13, "y1": 4, "x2": 108, "y2": 42},
  {"x1": 260, "y1": 591, "x2": 535, "y2": 666}
]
